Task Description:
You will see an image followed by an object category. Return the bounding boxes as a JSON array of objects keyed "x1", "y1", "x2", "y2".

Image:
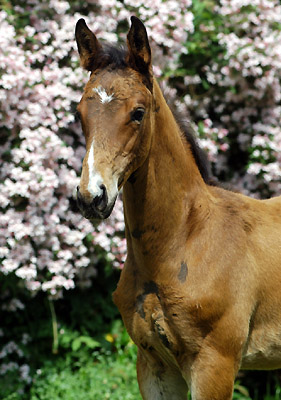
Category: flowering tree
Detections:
[
  {"x1": 0, "y1": 0, "x2": 194, "y2": 299},
  {"x1": 176, "y1": 0, "x2": 281, "y2": 197}
]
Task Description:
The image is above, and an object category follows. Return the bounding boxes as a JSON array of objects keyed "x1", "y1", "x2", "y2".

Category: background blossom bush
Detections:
[
  {"x1": 0, "y1": 0, "x2": 194, "y2": 298},
  {"x1": 1, "y1": 0, "x2": 281, "y2": 396},
  {"x1": 175, "y1": 0, "x2": 281, "y2": 197}
]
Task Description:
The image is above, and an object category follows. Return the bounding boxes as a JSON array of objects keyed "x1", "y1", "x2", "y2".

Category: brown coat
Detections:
[{"x1": 75, "y1": 16, "x2": 281, "y2": 400}]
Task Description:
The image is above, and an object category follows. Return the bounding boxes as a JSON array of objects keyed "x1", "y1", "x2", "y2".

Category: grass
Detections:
[
  {"x1": 28, "y1": 361, "x2": 281, "y2": 400},
  {"x1": 28, "y1": 318, "x2": 142, "y2": 400},
  {"x1": 3, "y1": 343, "x2": 281, "y2": 400},
  {"x1": 29, "y1": 351, "x2": 142, "y2": 400}
]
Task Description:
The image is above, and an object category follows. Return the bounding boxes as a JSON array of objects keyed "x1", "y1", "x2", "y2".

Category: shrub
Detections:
[
  {"x1": 175, "y1": 0, "x2": 281, "y2": 197},
  {"x1": 0, "y1": 0, "x2": 195, "y2": 296}
]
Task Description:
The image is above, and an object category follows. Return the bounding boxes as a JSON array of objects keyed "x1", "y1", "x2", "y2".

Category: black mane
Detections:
[
  {"x1": 165, "y1": 92, "x2": 216, "y2": 185},
  {"x1": 93, "y1": 44, "x2": 215, "y2": 185},
  {"x1": 177, "y1": 118, "x2": 216, "y2": 185}
]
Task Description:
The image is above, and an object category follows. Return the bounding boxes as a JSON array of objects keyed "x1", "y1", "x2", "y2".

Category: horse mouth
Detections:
[{"x1": 77, "y1": 195, "x2": 117, "y2": 221}]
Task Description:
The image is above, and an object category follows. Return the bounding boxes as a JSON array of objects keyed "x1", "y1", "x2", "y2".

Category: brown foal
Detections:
[{"x1": 75, "y1": 16, "x2": 281, "y2": 400}]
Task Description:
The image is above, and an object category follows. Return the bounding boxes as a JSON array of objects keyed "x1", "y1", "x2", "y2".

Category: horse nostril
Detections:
[{"x1": 93, "y1": 184, "x2": 108, "y2": 212}]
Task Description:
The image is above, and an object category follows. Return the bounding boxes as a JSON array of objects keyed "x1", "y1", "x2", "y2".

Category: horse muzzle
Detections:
[{"x1": 76, "y1": 185, "x2": 115, "y2": 220}]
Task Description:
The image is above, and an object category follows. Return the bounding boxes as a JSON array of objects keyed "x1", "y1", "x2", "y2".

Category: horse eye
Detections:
[{"x1": 131, "y1": 108, "x2": 145, "y2": 123}]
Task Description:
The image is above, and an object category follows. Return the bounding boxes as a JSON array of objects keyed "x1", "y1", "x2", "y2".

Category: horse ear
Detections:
[
  {"x1": 75, "y1": 18, "x2": 102, "y2": 71},
  {"x1": 127, "y1": 16, "x2": 153, "y2": 90}
]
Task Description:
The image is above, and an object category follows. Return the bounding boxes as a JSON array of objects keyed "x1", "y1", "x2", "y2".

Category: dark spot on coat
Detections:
[
  {"x1": 243, "y1": 219, "x2": 253, "y2": 233},
  {"x1": 132, "y1": 225, "x2": 157, "y2": 239},
  {"x1": 149, "y1": 224, "x2": 158, "y2": 233},
  {"x1": 158, "y1": 331, "x2": 171, "y2": 349},
  {"x1": 136, "y1": 293, "x2": 146, "y2": 319},
  {"x1": 178, "y1": 262, "x2": 188, "y2": 283},
  {"x1": 225, "y1": 204, "x2": 238, "y2": 216},
  {"x1": 135, "y1": 281, "x2": 159, "y2": 319},
  {"x1": 143, "y1": 281, "x2": 159, "y2": 296},
  {"x1": 132, "y1": 228, "x2": 144, "y2": 239},
  {"x1": 153, "y1": 317, "x2": 171, "y2": 350}
]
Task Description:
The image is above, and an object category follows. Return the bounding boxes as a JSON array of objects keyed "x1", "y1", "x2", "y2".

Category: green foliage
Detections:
[
  {"x1": 0, "y1": 261, "x2": 121, "y2": 398},
  {"x1": 28, "y1": 317, "x2": 140, "y2": 400},
  {"x1": 168, "y1": 0, "x2": 225, "y2": 85},
  {"x1": 29, "y1": 349, "x2": 140, "y2": 400},
  {"x1": 1, "y1": 325, "x2": 140, "y2": 400}
]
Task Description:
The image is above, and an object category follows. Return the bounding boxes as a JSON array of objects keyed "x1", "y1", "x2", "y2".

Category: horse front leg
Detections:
[
  {"x1": 188, "y1": 347, "x2": 236, "y2": 400},
  {"x1": 137, "y1": 349, "x2": 188, "y2": 400}
]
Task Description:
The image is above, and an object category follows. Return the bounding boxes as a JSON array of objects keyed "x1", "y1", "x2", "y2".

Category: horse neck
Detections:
[{"x1": 123, "y1": 80, "x2": 209, "y2": 274}]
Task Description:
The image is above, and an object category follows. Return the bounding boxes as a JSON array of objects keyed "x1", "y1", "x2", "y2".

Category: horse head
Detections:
[{"x1": 75, "y1": 17, "x2": 154, "y2": 220}]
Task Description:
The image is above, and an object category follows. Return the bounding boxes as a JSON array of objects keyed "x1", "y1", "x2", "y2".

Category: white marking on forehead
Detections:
[
  {"x1": 87, "y1": 140, "x2": 103, "y2": 197},
  {"x1": 93, "y1": 85, "x2": 114, "y2": 104}
]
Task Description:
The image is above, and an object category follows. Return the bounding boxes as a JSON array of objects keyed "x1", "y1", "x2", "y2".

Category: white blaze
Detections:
[
  {"x1": 87, "y1": 140, "x2": 103, "y2": 197},
  {"x1": 93, "y1": 85, "x2": 114, "y2": 104},
  {"x1": 86, "y1": 139, "x2": 119, "y2": 203}
]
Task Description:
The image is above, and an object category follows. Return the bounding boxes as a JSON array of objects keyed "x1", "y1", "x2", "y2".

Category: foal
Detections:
[{"x1": 75, "y1": 16, "x2": 281, "y2": 400}]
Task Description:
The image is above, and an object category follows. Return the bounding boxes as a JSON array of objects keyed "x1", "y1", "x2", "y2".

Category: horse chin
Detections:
[{"x1": 87, "y1": 196, "x2": 117, "y2": 221}]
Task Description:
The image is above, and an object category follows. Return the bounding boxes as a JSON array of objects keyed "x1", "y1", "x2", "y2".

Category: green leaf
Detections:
[{"x1": 71, "y1": 336, "x2": 100, "y2": 352}]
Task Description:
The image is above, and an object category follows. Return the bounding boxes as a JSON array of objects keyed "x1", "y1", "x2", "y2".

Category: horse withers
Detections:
[{"x1": 75, "y1": 16, "x2": 281, "y2": 400}]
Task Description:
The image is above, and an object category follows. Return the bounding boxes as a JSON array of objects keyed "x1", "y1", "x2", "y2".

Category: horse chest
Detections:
[
  {"x1": 134, "y1": 292, "x2": 172, "y2": 350},
  {"x1": 113, "y1": 279, "x2": 180, "y2": 363}
]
